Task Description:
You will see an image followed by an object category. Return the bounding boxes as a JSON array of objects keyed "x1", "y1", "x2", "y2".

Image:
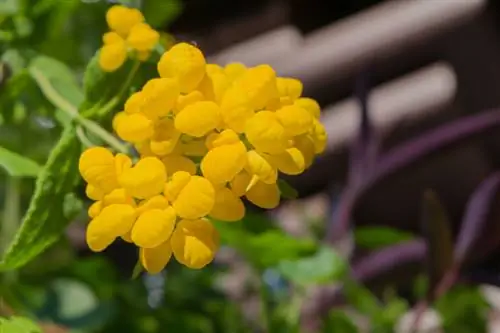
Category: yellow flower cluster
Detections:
[
  {"x1": 99, "y1": 5, "x2": 160, "y2": 72},
  {"x1": 79, "y1": 41, "x2": 327, "y2": 273}
]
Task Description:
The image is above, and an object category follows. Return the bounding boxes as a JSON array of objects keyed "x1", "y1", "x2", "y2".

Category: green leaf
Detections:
[
  {"x1": 354, "y1": 226, "x2": 414, "y2": 250},
  {"x1": 0, "y1": 316, "x2": 42, "y2": 333},
  {"x1": 0, "y1": 126, "x2": 81, "y2": 271},
  {"x1": 0, "y1": 146, "x2": 41, "y2": 177},
  {"x1": 142, "y1": 0, "x2": 183, "y2": 27},
  {"x1": 0, "y1": 146, "x2": 41, "y2": 178},
  {"x1": 131, "y1": 258, "x2": 144, "y2": 280},
  {"x1": 29, "y1": 55, "x2": 84, "y2": 111},
  {"x1": 323, "y1": 310, "x2": 358, "y2": 333},
  {"x1": 277, "y1": 246, "x2": 346, "y2": 285},
  {"x1": 278, "y1": 179, "x2": 299, "y2": 199},
  {"x1": 343, "y1": 280, "x2": 380, "y2": 316}
]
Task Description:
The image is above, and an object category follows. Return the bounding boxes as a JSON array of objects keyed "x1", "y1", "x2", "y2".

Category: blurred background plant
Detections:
[{"x1": 2, "y1": 0, "x2": 500, "y2": 332}]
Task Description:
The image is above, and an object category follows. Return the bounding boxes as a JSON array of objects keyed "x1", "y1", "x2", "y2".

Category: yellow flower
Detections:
[
  {"x1": 276, "y1": 77, "x2": 303, "y2": 105},
  {"x1": 200, "y1": 130, "x2": 247, "y2": 184},
  {"x1": 310, "y1": 118, "x2": 327, "y2": 154},
  {"x1": 86, "y1": 204, "x2": 137, "y2": 252},
  {"x1": 175, "y1": 101, "x2": 221, "y2": 137},
  {"x1": 114, "y1": 112, "x2": 154, "y2": 143},
  {"x1": 209, "y1": 187, "x2": 245, "y2": 222},
  {"x1": 150, "y1": 118, "x2": 181, "y2": 156},
  {"x1": 140, "y1": 241, "x2": 173, "y2": 274},
  {"x1": 161, "y1": 155, "x2": 197, "y2": 175},
  {"x1": 157, "y1": 42, "x2": 206, "y2": 93},
  {"x1": 164, "y1": 171, "x2": 215, "y2": 219},
  {"x1": 275, "y1": 105, "x2": 313, "y2": 137},
  {"x1": 141, "y1": 78, "x2": 180, "y2": 120},
  {"x1": 131, "y1": 207, "x2": 177, "y2": 248},
  {"x1": 106, "y1": 5, "x2": 144, "y2": 37},
  {"x1": 244, "y1": 150, "x2": 277, "y2": 186},
  {"x1": 230, "y1": 170, "x2": 280, "y2": 209},
  {"x1": 170, "y1": 219, "x2": 219, "y2": 269},
  {"x1": 266, "y1": 148, "x2": 305, "y2": 175},
  {"x1": 99, "y1": 40, "x2": 127, "y2": 72},
  {"x1": 127, "y1": 23, "x2": 160, "y2": 52},
  {"x1": 175, "y1": 91, "x2": 205, "y2": 114},
  {"x1": 119, "y1": 157, "x2": 167, "y2": 199},
  {"x1": 224, "y1": 62, "x2": 247, "y2": 82},
  {"x1": 245, "y1": 111, "x2": 288, "y2": 154},
  {"x1": 294, "y1": 98, "x2": 321, "y2": 119}
]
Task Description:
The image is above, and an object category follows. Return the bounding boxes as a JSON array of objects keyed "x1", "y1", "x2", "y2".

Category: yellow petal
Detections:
[
  {"x1": 119, "y1": 157, "x2": 167, "y2": 199},
  {"x1": 174, "y1": 91, "x2": 205, "y2": 114},
  {"x1": 171, "y1": 175, "x2": 215, "y2": 219},
  {"x1": 246, "y1": 181, "x2": 280, "y2": 209},
  {"x1": 266, "y1": 148, "x2": 305, "y2": 175},
  {"x1": 150, "y1": 118, "x2": 181, "y2": 156},
  {"x1": 140, "y1": 241, "x2": 173, "y2": 274},
  {"x1": 245, "y1": 111, "x2": 288, "y2": 154},
  {"x1": 137, "y1": 195, "x2": 170, "y2": 215},
  {"x1": 294, "y1": 98, "x2": 320, "y2": 119},
  {"x1": 220, "y1": 85, "x2": 254, "y2": 133},
  {"x1": 115, "y1": 113, "x2": 154, "y2": 143},
  {"x1": 230, "y1": 170, "x2": 251, "y2": 197},
  {"x1": 162, "y1": 155, "x2": 197, "y2": 175},
  {"x1": 114, "y1": 153, "x2": 132, "y2": 177},
  {"x1": 79, "y1": 147, "x2": 118, "y2": 193},
  {"x1": 164, "y1": 171, "x2": 192, "y2": 201},
  {"x1": 99, "y1": 42, "x2": 127, "y2": 72},
  {"x1": 170, "y1": 219, "x2": 219, "y2": 269},
  {"x1": 86, "y1": 184, "x2": 105, "y2": 201},
  {"x1": 275, "y1": 105, "x2": 313, "y2": 136},
  {"x1": 132, "y1": 207, "x2": 177, "y2": 248},
  {"x1": 233, "y1": 64, "x2": 278, "y2": 109},
  {"x1": 209, "y1": 187, "x2": 245, "y2": 222},
  {"x1": 86, "y1": 204, "x2": 137, "y2": 251},
  {"x1": 245, "y1": 150, "x2": 277, "y2": 184},
  {"x1": 141, "y1": 78, "x2": 180, "y2": 120},
  {"x1": 103, "y1": 31, "x2": 123, "y2": 45},
  {"x1": 121, "y1": 230, "x2": 133, "y2": 243},
  {"x1": 276, "y1": 77, "x2": 303, "y2": 105},
  {"x1": 88, "y1": 201, "x2": 103, "y2": 219},
  {"x1": 157, "y1": 42, "x2": 206, "y2": 93},
  {"x1": 224, "y1": 62, "x2": 247, "y2": 82},
  {"x1": 112, "y1": 111, "x2": 127, "y2": 132},
  {"x1": 106, "y1": 5, "x2": 144, "y2": 37},
  {"x1": 102, "y1": 188, "x2": 135, "y2": 206},
  {"x1": 310, "y1": 118, "x2": 327, "y2": 154},
  {"x1": 175, "y1": 101, "x2": 221, "y2": 137},
  {"x1": 197, "y1": 71, "x2": 229, "y2": 103},
  {"x1": 294, "y1": 134, "x2": 316, "y2": 168},
  {"x1": 176, "y1": 139, "x2": 208, "y2": 157},
  {"x1": 124, "y1": 91, "x2": 145, "y2": 114},
  {"x1": 127, "y1": 23, "x2": 159, "y2": 52},
  {"x1": 201, "y1": 141, "x2": 247, "y2": 184}
]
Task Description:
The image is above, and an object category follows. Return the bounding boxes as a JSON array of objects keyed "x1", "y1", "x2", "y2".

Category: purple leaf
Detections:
[
  {"x1": 420, "y1": 190, "x2": 453, "y2": 296},
  {"x1": 454, "y1": 172, "x2": 500, "y2": 268}
]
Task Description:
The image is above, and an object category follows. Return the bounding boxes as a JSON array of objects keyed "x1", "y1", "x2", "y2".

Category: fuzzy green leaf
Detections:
[
  {"x1": 278, "y1": 179, "x2": 299, "y2": 199},
  {"x1": 0, "y1": 126, "x2": 81, "y2": 271},
  {"x1": 0, "y1": 146, "x2": 41, "y2": 177}
]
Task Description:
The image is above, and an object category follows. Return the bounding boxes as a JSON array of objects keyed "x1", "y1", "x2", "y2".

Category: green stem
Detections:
[
  {"x1": 258, "y1": 271, "x2": 273, "y2": 332},
  {"x1": 1, "y1": 177, "x2": 20, "y2": 255},
  {"x1": 30, "y1": 68, "x2": 129, "y2": 154}
]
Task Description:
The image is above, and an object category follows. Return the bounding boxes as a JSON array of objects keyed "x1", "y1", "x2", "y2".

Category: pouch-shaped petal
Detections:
[
  {"x1": 177, "y1": 139, "x2": 208, "y2": 157},
  {"x1": 245, "y1": 111, "x2": 288, "y2": 154},
  {"x1": 162, "y1": 155, "x2": 197, "y2": 175},
  {"x1": 230, "y1": 170, "x2": 252, "y2": 197},
  {"x1": 174, "y1": 91, "x2": 204, "y2": 114},
  {"x1": 220, "y1": 85, "x2": 254, "y2": 133},
  {"x1": 175, "y1": 101, "x2": 220, "y2": 137},
  {"x1": 201, "y1": 141, "x2": 247, "y2": 184},
  {"x1": 115, "y1": 113, "x2": 154, "y2": 143},
  {"x1": 293, "y1": 134, "x2": 316, "y2": 168},
  {"x1": 88, "y1": 201, "x2": 102, "y2": 219},
  {"x1": 140, "y1": 241, "x2": 173, "y2": 274},
  {"x1": 103, "y1": 31, "x2": 123, "y2": 45},
  {"x1": 124, "y1": 91, "x2": 145, "y2": 114},
  {"x1": 171, "y1": 219, "x2": 219, "y2": 269},
  {"x1": 234, "y1": 64, "x2": 278, "y2": 109},
  {"x1": 276, "y1": 105, "x2": 313, "y2": 136},
  {"x1": 141, "y1": 78, "x2": 180, "y2": 119},
  {"x1": 131, "y1": 207, "x2": 176, "y2": 248},
  {"x1": 86, "y1": 204, "x2": 137, "y2": 251},
  {"x1": 157, "y1": 42, "x2": 206, "y2": 93},
  {"x1": 209, "y1": 187, "x2": 245, "y2": 222},
  {"x1": 197, "y1": 71, "x2": 229, "y2": 103},
  {"x1": 171, "y1": 175, "x2": 215, "y2": 219},
  {"x1": 164, "y1": 171, "x2": 191, "y2": 201},
  {"x1": 99, "y1": 41, "x2": 127, "y2": 72},
  {"x1": 106, "y1": 5, "x2": 144, "y2": 37},
  {"x1": 127, "y1": 23, "x2": 159, "y2": 52},
  {"x1": 119, "y1": 157, "x2": 167, "y2": 199},
  {"x1": 86, "y1": 184, "x2": 105, "y2": 201},
  {"x1": 79, "y1": 147, "x2": 118, "y2": 192},
  {"x1": 102, "y1": 188, "x2": 135, "y2": 206},
  {"x1": 294, "y1": 98, "x2": 320, "y2": 119},
  {"x1": 266, "y1": 147, "x2": 305, "y2": 175},
  {"x1": 245, "y1": 150, "x2": 277, "y2": 184},
  {"x1": 224, "y1": 62, "x2": 247, "y2": 82},
  {"x1": 246, "y1": 181, "x2": 280, "y2": 209}
]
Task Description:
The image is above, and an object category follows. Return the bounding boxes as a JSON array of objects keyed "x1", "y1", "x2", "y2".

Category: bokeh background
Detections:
[{"x1": 4, "y1": 0, "x2": 500, "y2": 332}]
